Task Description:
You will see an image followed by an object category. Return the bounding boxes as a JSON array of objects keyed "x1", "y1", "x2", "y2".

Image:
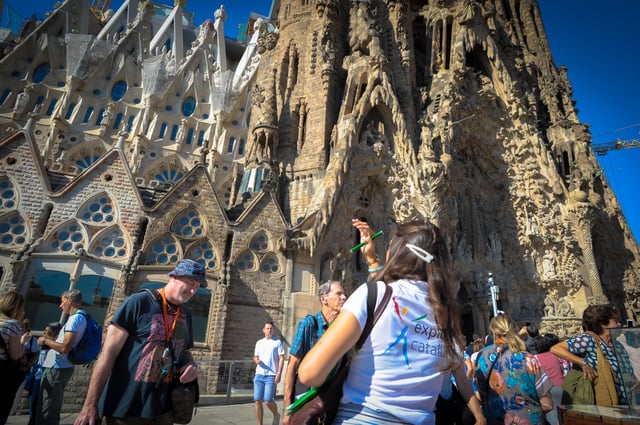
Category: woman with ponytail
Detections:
[{"x1": 475, "y1": 314, "x2": 553, "y2": 425}]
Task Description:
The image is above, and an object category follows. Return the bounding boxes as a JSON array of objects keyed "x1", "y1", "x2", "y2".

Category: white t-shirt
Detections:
[
  {"x1": 341, "y1": 280, "x2": 448, "y2": 425},
  {"x1": 254, "y1": 337, "x2": 283, "y2": 376},
  {"x1": 43, "y1": 310, "x2": 87, "y2": 369}
]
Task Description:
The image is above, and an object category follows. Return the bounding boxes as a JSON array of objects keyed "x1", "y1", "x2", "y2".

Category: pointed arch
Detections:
[
  {"x1": 43, "y1": 219, "x2": 88, "y2": 254},
  {"x1": 259, "y1": 252, "x2": 283, "y2": 274},
  {"x1": 0, "y1": 176, "x2": 18, "y2": 211},
  {"x1": 142, "y1": 155, "x2": 187, "y2": 187},
  {"x1": 66, "y1": 140, "x2": 108, "y2": 172},
  {"x1": 170, "y1": 207, "x2": 206, "y2": 239},
  {"x1": 88, "y1": 225, "x2": 131, "y2": 261},
  {"x1": 142, "y1": 233, "x2": 182, "y2": 265},
  {"x1": 250, "y1": 230, "x2": 270, "y2": 253},
  {"x1": 0, "y1": 211, "x2": 29, "y2": 247},
  {"x1": 235, "y1": 249, "x2": 258, "y2": 272},
  {"x1": 77, "y1": 192, "x2": 117, "y2": 226},
  {"x1": 185, "y1": 238, "x2": 219, "y2": 270}
]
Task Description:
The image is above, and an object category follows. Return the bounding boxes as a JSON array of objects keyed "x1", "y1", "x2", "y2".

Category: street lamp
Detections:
[{"x1": 488, "y1": 272, "x2": 500, "y2": 317}]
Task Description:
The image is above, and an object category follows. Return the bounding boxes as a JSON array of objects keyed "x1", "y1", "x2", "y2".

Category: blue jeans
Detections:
[
  {"x1": 253, "y1": 374, "x2": 276, "y2": 402},
  {"x1": 334, "y1": 402, "x2": 412, "y2": 425}
]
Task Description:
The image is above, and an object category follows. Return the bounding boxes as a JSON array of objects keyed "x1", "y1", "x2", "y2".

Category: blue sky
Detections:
[{"x1": 4, "y1": 0, "x2": 639, "y2": 241}]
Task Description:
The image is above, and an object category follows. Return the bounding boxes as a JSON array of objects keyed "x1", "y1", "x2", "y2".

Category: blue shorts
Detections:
[{"x1": 253, "y1": 374, "x2": 276, "y2": 402}]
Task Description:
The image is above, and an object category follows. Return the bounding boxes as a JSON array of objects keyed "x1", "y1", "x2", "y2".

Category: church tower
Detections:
[{"x1": 245, "y1": 0, "x2": 640, "y2": 338}]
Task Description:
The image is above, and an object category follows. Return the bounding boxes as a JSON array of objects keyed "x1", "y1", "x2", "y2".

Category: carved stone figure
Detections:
[
  {"x1": 12, "y1": 85, "x2": 33, "y2": 118},
  {"x1": 542, "y1": 250, "x2": 557, "y2": 280}
]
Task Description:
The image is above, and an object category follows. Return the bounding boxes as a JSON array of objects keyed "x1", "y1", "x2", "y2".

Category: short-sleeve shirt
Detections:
[
  {"x1": 341, "y1": 279, "x2": 449, "y2": 425},
  {"x1": 43, "y1": 310, "x2": 87, "y2": 369},
  {"x1": 475, "y1": 344, "x2": 552, "y2": 425},
  {"x1": 0, "y1": 318, "x2": 22, "y2": 361},
  {"x1": 254, "y1": 338, "x2": 283, "y2": 376},
  {"x1": 100, "y1": 290, "x2": 194, "y2": 419},
  {"x1": 565, "y1": 333, "x2": 628, "y2": 403},
  {"x1": 290, "y1": 312, "x2": 327, "y2": 359}
]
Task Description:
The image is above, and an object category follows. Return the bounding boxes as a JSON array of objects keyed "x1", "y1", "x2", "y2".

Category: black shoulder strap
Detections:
[
  {"x1": 310, "y1": 315, "x2": 319, "y2": 337},
  {"x1": 355, "y1": 281, "x2": 392, "y2": 351}
]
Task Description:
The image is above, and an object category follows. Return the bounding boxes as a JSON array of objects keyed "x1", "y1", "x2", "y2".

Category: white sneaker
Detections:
[{"x1": 272, "y1": 413, "x2": 281, "y2": 425}]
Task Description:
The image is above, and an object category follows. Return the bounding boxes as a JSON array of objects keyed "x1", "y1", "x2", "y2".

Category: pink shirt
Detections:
[{"x1": 535, "y1": 352, "x2": 564, "y2": 387}]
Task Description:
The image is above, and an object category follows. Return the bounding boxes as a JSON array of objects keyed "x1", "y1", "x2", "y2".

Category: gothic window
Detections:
[
  {"x1": 46, "y1": 99, "x2": 57, "y2": 116},
  {"x1": 155, "y1": 167, "x2": 184, "y2": 185},
  {"x1": 96, "y1": 108, "x2": 105, "y2": 125},
  {"x1": 65, "y1": 102, "x2": 76, "y2": 120},
  {"x1": 171, "y1": 124, "x2": 178, "y2": 140},
  {"x1": 185, "y1": 239, "x2": 218, "y2": 270},
  {"x1": 186, "y1": 128, "x2": 194, "y2": 145},
  {"x1": 170, "y1": 208, "x2": 205, "y2": 239},
  {"x1": 144, "y1": 234, "x2": 181, "y2": 265},
  {"x1": 45, "y1": 220, "x2": 87, "y2": 253},
  {"x1": 260, "y1": 253, "x2": 282, "y2": 274},
  {"x1": 227, "y1": 137, "x2": 235, "y2": 153},
  {"x1": 127, "y1": 115, "x2": 134, "y2": 132},
  {"x1": 0, "y1": 177, "x2": 17, "y2": 210},
  {"x1": 0, "y1": 89, "x2": 10, "y2": 105},
  {"x1": 75, "y1": 153, "x2": 100, "y2": 170},
  {"x1": 26, "y1": 271, "x2": 114, "y2": 332},
  {"x1": 83, "y1": 107, "x2": 94, "y2": 123},
  {"x1": 197, "y1": 130, "x2": 205, "y2": 146},
  {"x1": 159, "y1": 122, "x2": 168, "y2": 138},
  {"x1": 236, "y1": 250, "x2": 257, "y2": 271},
  {"x1": 0, "y1": 211, "x2": 28, "y2": 247},
  {"x1": 111, "y1": 80, "x2": 127, "y2": 101},
  {"x1": 77, "y1": 193, "x2": 116, "y2": 225},
  {"x1": 89, "y1": 226, "x2": 129, "y2": 260},
  {"x1": 32, "y1": 63, "x2": 52, "y2": 83},
  {"x1": 113, "y1": 112, "x2": 123, "y2": 129},
  {"x1": 238, "y1": 138, "x2": 245, "y2": 155},
  {"x1": 182, "y1": 96, "x2": 196, "y2": 116},
  {"x1": 250, "y1": 231, "x2": 270, "y2": 252}
]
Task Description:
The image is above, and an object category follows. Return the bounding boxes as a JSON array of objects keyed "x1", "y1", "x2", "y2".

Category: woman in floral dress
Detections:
[{"x1": 475, "y1": 315, "x2": 553, "y2": 425}]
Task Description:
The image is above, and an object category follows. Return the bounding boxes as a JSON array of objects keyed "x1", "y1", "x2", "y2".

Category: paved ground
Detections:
[{"x1": 6, "y1": 401, "x2": 280, "y2": 425}]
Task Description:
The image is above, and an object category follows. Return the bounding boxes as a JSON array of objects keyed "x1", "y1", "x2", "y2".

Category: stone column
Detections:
[{"x1": 567, "y1": 195, "x2": 608, "y2": 304}]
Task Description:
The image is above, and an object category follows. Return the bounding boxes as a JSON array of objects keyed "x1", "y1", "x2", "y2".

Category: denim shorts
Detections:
[{"x1": 253, "y1": 374, "x2": 276, "y2": 402}]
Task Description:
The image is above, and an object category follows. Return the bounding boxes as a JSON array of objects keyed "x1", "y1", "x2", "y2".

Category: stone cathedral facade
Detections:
[{"x1": 1, "y1": 0, "x2": 639, "y2": 403}]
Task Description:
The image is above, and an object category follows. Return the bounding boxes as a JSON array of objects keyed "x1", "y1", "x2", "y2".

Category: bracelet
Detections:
[
  {"x1": 368, "y1": 265, "x2": 383, "y2": 273},
  {"x1": 366, "y1": 256, "x2": 380, "y2": 266}
]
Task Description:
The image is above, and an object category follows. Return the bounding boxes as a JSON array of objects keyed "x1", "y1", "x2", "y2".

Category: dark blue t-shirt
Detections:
[{"x1": 100, "y1": 290, "x2": 193, "y2": 419}]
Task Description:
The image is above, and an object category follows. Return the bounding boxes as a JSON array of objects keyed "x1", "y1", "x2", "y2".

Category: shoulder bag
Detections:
[
  {"x1": 587, "y1": 332, "x2": 618, "y2": 406},
  {"x1": 287, "y1": 281, "x2": 393, "y2": 425},
  {"x1": 145, "y1": 289, "x2": 200, "y2": 424}
]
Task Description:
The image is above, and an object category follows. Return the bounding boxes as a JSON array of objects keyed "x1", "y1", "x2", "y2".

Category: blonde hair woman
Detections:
[{"x1": 474, "y1": 315, "x2": 553, "y2": 425}]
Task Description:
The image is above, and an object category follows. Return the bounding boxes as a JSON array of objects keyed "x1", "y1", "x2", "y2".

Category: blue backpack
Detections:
[{"x1": 68, "y1": 311, "x2": 103, "y2": 365}]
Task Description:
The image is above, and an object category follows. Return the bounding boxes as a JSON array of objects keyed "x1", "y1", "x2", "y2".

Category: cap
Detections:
[{"x1": 168, "y1": 259, "x2": 208, "y2": 288}]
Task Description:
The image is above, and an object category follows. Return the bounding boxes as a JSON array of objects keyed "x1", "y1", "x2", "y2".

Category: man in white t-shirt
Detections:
[
  {"x1": 36, "y1": 289, "x2": 87, "y2": 425},
  {"x1": 253, "y1": 321, "x2": 284, "y2": 425}
]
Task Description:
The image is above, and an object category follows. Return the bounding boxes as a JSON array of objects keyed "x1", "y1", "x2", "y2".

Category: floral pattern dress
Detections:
[{"x1": 475, "y1": 343, "x2": 553, "y2": 425}]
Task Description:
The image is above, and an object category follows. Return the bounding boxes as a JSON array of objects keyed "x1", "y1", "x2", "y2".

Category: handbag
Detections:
[
  {"x1": 287, "y1": 281, "x2": 393, "y2": 425},
  {"x1": 561, "y1": 368, "x2": 594, "y2": 405},
  {"x1": 170, "y1": 378, "x2": 200, "y2": 424}
]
